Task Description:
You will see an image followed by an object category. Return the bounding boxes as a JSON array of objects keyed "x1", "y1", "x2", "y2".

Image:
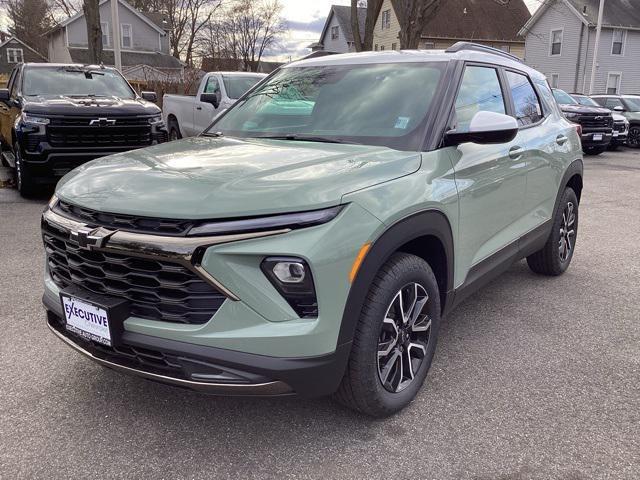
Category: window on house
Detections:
[
  {"x1": 101, "y1": 22, "x2": 110, "y2": 46},
  {"x1": 499, "y1": 45, "x2": 510, "y2": 53},
  {"x1": 381, "y1": 9, "x2": 391, "y2": 29},
  {"x1": 606, "y1": 73, "x2": 621, "y2": 94},
  {"x1": 391, "y1": 42, "x2": 397, "y2": 50},
  {"x1": 454, "y1": 66, "x2": 506, "y2": 132},
  {"x1": 612, "y1": 29, "x2": 625, "y2": 55},
  {"x1": 374, "y1": 44, "x2": 378, "y2": 51},
  {"x1": 380, "y1": 45, "x2": 385, "y2": 51},
  {"x1": 6, "y1": 48, "x2": 23, "y2": 63},
  {"x1": 505, "y1": 70, "x2": 544, "y2": 126},
  {"x1": 423, "y1": 42, "x2": 435, "y2": 49},
  {"x1": 550, "y1": 74, "x2": 559, "y2": 89},
  {"x1": 331, "y1": 26, "x2": 339, "y2": 40},
  {"x1": 550, "y1": 29, "x2": 562, "y2": 55},
  {"x1": 121, "y1": 24, "x2": 132, "y2": 49}
]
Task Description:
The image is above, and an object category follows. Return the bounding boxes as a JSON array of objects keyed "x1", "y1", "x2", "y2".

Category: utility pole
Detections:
[
  {"x1": 588, "y1": 0, "x2": 605, "y2": 95},
  {"x1": 110, "y1": 0, "x2": 122, "y2": 71}
]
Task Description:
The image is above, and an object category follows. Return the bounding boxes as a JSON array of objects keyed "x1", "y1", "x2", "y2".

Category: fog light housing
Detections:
[{"x1": 261, "y1": 257, "x2": 318, "y2": 318}]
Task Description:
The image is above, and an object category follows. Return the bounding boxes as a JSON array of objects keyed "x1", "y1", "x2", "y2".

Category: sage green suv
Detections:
[{"x1": 42, "y1": 43, "x2": 583, "y2": 417}]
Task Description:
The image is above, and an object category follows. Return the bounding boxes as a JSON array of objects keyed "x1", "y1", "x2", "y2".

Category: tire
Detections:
[
  {"x1": 584, "y1": 146, "x2": 606, "y2": 155},
  {"x1": 168, "y1": 118, "x2": 182, "y2": 141},
  {"x1": 333, "y1": 253, "x2": 441, "y2": 418},
  {"x1": 607, "y1": 141, "x2": 619, "y2": 151},
  {"x1": 14, "y1": 142, "x2": 36, "y2": 197},
  {"x1": 527, "y1": 187, "x2": 579, "y2": 276},
  {"x1": 628, "y1": 125, "x2": 640, "y2": 149}
]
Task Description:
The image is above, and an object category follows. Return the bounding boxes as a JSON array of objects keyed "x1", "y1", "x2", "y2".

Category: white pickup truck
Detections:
[{"x1": 163, "y1": 71, "x2": 266, "y2": 139}]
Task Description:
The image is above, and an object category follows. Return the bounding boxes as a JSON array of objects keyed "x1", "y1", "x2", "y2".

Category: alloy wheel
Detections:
[
  {"x1": 377, "y1": 282, "x2": 432, "y2": 393},
  {"x1": 559, "y1": 201, "x2": 576, "y2": 262},
  {"x1": 628, "y1": 126, "x2": 640, "y2": 148}
]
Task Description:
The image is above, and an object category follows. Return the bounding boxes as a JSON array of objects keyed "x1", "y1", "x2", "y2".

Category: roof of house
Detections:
[
  {"x1": 0, "y1": 36, "x2": 48, "y2": 61},
  {"x1": 520, "y1": 0, "x2": 640, "y2": 36},
  {"x1": 68, "y1": 48, "x2": 184, "y2": 69},
  {"x1": 319, "y1": 5, "x2": 367, "y2": 45},
  {"x1": 420, "y1": 0, "x2": 531, "y2": 42}
]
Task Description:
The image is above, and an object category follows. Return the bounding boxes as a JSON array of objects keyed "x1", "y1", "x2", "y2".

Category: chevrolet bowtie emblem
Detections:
[
  {"x1": 89, "y1": 118, "x2": 116, "y2": 127},
  {"x1": 70, "y1": 226, "x2": 115, "y2": 250}
]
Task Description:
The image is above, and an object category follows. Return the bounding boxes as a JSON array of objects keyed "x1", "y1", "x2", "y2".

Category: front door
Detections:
[
  {"x1": 194, "y1": 76, "x2": 220, "y2": 134},
  {"x1": 447, "y1": 64, "x2": 528, "y2": 286}
]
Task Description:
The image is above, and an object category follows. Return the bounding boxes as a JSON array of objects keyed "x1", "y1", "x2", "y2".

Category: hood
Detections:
[
  {"x1": 56, "y1": 137, "x2": 421, "y2": 219},
  {"x1": 23, "y1": 95, "x2": 160, "y2": 116},
  {"x1": 559, "y1": 104, "x2": 612, "y2": 115},
  {"x1": 611, "y1": 112, "x2": 628, "y2": 122}
]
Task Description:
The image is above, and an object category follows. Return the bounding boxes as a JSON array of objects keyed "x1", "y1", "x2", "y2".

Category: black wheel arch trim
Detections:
[{"x1": 337, "y1": 209, "x2": 454, "y2": 346}]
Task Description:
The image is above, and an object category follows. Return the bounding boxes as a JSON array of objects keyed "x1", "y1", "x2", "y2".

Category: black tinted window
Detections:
[
  {"x1": 605, "y1": 98, "x2": 624, "y2": 109},
  {"x1": 506, "y1": 71, "x2": 543, "y2": 126},
  {"x1": 454, "y1": 66, "x2": 506, "y2": 132}
]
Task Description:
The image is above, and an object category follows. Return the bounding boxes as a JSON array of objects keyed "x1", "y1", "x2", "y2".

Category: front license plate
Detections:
[
  {"x1": 61, "y1": 295, "x2": 112, "y2": 346},
  {"x1": 613, "y1": 131, "x2": 619, "y2": 137},
  {"x1": 593, "y1": 134, "x2": 603, "y2": 141}
]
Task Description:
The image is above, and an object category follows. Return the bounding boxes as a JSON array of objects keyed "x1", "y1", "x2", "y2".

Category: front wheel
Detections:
[
  {"x1": 628, "y1": 126, "x2": 640, "y2": 149},
  {"x1": 168, "y1": 119, "x2": 182, "y2": 141},
  {"x1": 527, "y1": 187, "x2": 579, "y2": 276},
  {"x1": 333, "y1": 253, "x2": 440, "y2": 417}
]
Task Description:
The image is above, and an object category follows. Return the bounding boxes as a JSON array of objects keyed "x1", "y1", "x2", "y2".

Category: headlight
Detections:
[
  {"x1": 22, "y1": 113, "x2": 50, "y2": 125},
  {"x1": 148, "y1": 114, "x2": 164, "y2": 125},
  {"x1": 564, "y1": 112, "x2": 580, "y2": 121},
  {"x1": 187, "y1": 205, "x2": 344, "y2": 236}
]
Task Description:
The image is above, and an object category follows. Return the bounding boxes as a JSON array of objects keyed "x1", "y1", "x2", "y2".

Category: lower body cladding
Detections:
[{"x1": 41, "y1": 202, "x2": 382, "y2": 397}]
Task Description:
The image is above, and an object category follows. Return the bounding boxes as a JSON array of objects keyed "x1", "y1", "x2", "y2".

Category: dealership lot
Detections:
[{"x1": 1, "y1": 149, "x2": 639, "y2": 479}]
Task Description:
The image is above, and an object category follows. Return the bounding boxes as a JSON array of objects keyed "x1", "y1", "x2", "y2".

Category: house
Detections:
[
  {"x1": 46, "y1": 0, "x2": 184, "y2": 82},
  {"x1": 311, "y1": 5, "x2": 367, "y2": 53},
  {"x1": 372, "y1": 0, "x2": 531, "y2": 58},
  {"x1": 0, "y1": 36, "x2": 48, "y2": 76},
  {"x1": 519, "y1": 0, "x2": 640, "y2": 95}
]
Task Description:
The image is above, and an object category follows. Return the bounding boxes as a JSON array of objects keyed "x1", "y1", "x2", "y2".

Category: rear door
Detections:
[{"x1": 447, "y1": 64, "x2": 528, "y2": 283}]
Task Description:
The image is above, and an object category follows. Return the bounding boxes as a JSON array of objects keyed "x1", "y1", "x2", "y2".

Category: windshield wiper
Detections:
[{"x1": 250, "y1": 134, "x2": 355, "y2": 144}]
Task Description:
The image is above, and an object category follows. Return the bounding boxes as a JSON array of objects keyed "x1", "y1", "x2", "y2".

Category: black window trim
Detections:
[{"x1": 501, "y1": 66, "x2": 549, "y2": 130}]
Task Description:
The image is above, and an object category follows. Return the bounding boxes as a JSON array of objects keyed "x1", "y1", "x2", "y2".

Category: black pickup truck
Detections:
[{"x1": 0, "y1": 63, "x2": 168, "y2": 195}]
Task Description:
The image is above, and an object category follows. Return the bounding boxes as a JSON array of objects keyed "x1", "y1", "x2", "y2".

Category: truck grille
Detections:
[
  {"x1": 43, "y1": 221, "x2": 226, "y2": 325},
  {"x1": 47, "y1": 116, "x2": 152, "y2": 148},
  {"x1": 54, "y1": 200, "x2": 194, "y2": 236},
  {"x1": 579, "y1": 114, "x2": 613, "y2": 131}
]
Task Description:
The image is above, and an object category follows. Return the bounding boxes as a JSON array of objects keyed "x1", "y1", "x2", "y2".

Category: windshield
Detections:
[
  {"x1": 207, "y1": 63, "x2": 445, "y2": 150},
  {"x1": 553, "y1": 89, "x2": 578, "y2": 105},
  {"x1": 222, "y1": 76, "x2": 263, "y2": 100},
  {"x1": 573, "y1": 95, "x2": 599, "y2": 107},
  {"x1": 623, "y1": 96, "x2": 640, "y2": 112},
  {"x1": 22, "y1": 66, "x2": 136, "y2": 98}
]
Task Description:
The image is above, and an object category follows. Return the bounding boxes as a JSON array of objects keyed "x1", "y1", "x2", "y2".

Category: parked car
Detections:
[
  {"x1": 0, "y1": 63, "x2": 167, "y2": 196},
  {"x1": 591, "y1": 94, "x2": 640, "y2": 148},
  {"x1": 163, "y1": 72, "x2": 266, "y2": 140},
  {"x1": 42, "y1": 43, "x2": 583, "y2": 417},
  {"x1": 570, "y1": 93, "x2": 629, "y2": 150},
  {"x1": 552, "y1": 88, "x2": 613, "y2": 155}
]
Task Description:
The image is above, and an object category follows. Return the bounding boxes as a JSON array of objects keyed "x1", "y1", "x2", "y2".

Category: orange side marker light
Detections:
[{"x1": 349, "y1": 243, "x2": 371, "y2": 283}]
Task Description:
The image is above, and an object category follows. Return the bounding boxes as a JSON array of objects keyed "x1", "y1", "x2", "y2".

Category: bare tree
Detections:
[
  {"x1": 83, "y1": 0, "x2": 103, "y2": 63},
  {"x1": 51, "y1": 0, "x2": 80, "y2": 17},
  {"x1": 391, "y1": 0, "x2": 444, "y2": 49},
  {"x1": 164, "y1": 0, "x2": 221, "y2": 66},
  {"x1": 351, "y1": 0, "x2": 383, "y2": 52}
]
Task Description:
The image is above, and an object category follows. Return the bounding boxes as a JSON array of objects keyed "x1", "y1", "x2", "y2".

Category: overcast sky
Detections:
[{"x1": 265, "y1": 0, "x2": 540, "y2": 61}]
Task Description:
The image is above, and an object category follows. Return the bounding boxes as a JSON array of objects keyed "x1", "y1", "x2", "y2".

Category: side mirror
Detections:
[
  {"x1": 140, "y1": 91, "x2": 157, "y2": 103},
  {"x1": 0, "y1": 88, "x2": 9, "y2": 102},
  {"x1": 613, "y1": 105, "x2": 625, "y2": 112},
  {"x1": 445, "y1": 111, "x2": 519, "y2": 146},
  {"x1": 200, "y1": 92, "x2": 220, "y2": 109}
]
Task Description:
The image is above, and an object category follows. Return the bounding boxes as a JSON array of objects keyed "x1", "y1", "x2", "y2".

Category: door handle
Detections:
[
  {"x1": 508, "y1": 146, "x2": 524, "y2": 159},
  {"x1": 556, "y1": 135, "x2": 568, "y2": 145},
  {"x1": 196, "y1": 106, "x2": 202, "y2": 110}
]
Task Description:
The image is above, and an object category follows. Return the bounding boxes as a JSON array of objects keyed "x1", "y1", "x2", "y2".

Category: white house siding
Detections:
[
  {"x1": 321, "y1": 13, "x2": 350, "y2": 53},
  {"x1": 372, "y1": 0, "x2": 400, "y2": 50},
  {"x1": 523, "y1": 0, "x2": 586, "y2": 92},
  {"x1": 66, "y1": 1, "x2": 163, "y2": 53}
]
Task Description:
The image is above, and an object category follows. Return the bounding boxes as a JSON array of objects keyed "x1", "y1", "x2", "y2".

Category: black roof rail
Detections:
[{"x1": 445, "y1": 41, "x2": 523, "y2": 63}]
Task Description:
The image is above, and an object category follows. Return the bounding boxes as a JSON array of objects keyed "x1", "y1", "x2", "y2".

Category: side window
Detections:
[
  {"x1": 605, "y1": 97, "x2": 624, "y2": 110},
  {"x1": 204, "y1": 77, "x2": 220, "y2": 94},
  {"x1": 454, "y1": 66, "x2": 506, "y2": 132},
  {"x1": 505, "y1": 71, "x2": 543, "y2": 126}
]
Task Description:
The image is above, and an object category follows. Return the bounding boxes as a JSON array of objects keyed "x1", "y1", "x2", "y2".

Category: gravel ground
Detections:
[{"x1": 0, "y1": 150, "x2": 639, "y2": 479}]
